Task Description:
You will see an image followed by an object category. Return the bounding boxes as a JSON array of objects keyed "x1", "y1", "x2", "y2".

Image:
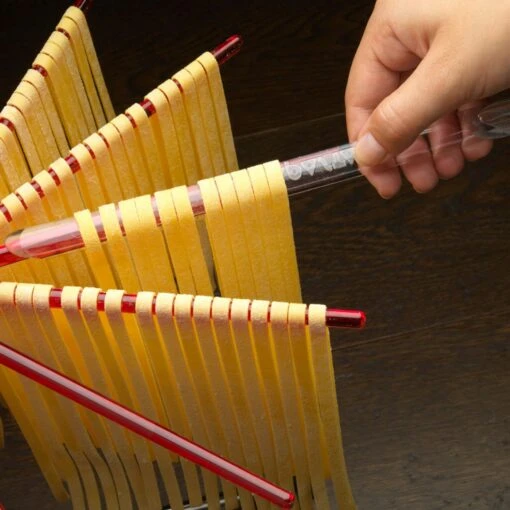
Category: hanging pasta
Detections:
[
  {"x1": 0, "y1": 5, "x2": 114, "y2": 189},
  {"x1": 0, "y1": 282, "x2": 356, "y2": 510},
  {"x1": 61, "y1": 163, "x2": 299, "y2": 301}
]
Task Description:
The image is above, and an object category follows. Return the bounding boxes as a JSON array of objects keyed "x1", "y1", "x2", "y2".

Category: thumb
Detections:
[{"x1": 355, "y1": 51, "x2": 466, "y2": 167}]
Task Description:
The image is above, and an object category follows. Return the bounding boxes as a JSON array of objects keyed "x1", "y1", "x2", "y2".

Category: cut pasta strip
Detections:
[
  {"x1": 231, "y1": 168, "x2": 272, "y2": 298},
  {"x1": 64, "y1": 6, "x2": 115, "y2": 121},
  {"x1": 198, "y1": 176, "x2": 240, "y2": 297},
  {"x1": 74, "y1": 208, "x2": 116, "y2": 289},
  {"x1": 158, "y1": 79, "x2": 199, "y2": 184},
  {"x1": 287, "y1": 303, "x2": 331, "y2": 508},
  {"x1": 145, "y1": 88, "x2": 185, "y2": 187},
  {"x1": 250, "y1": 299, "x2": 294, "y2": 491},
  {"x1": 33, "y1": 52, "x2": 81, "y2": 147},
  {"x1": 125, "y1": 103, "x2": 163, "y2": 192},
  {"x1": 156, "y1": 293, "x2": 223, "y2": 509},
  {"x1": 22, "y1": 69, "x2": 69, "y2": 156},
  {"x1": 229, "y1": 298, "x2": 277, "y2": 509},
  {"x1": 155, "y1": 189, "x2": 196, "y2": 293},
  {"x1": 0, "y1": 124, "x2": 30, "y2": 191},
  {"x1": 269, "y1": 301, "x2": 314, "y2": 509},
  {"x1": 185, "y1": 60, "x2": 225, "y2": 176},
  {"x1": 119, "y1": 196, "x2": 176, "y2": 292},
  {"x1": 307, "y1": 304, "x2": 356, "y2": 510},
  {"x1": 263, "y1": 161, "x2": 302, "y2": 302},
  {"x1": 196, "y1": 52, "x2": 238, "y2": 172},
  {"x1": 8, "y1": 283, "x2": 103, "y2": 509},
  {"x1": 98, "y1": 122, "x2": 138, "y2": 201},
  {"x1": 56, "y1": 15, "x2": 105, "y2": 128},
  {"x1": 84, "y1": 133, "x2": 123, "y2": 203},
  {"x1": 11, "y1": 82, "x2": 58, "y2": 165},
  {"x1": 99, "y1": 202, "x2": 139, "y2": 292},
  {"x1": 79, "y1": 287, "x2": 153, "y2": 509},
  {"x1": 109, "y1": 114, "x2": 145, "y2": 197},
  {"x1": 105, "y1": 289, "x2": 182, "y2": 508},
  {"x1": 32, "y1": 285, "x2": 121, "y2": 510},
  {"x1": 193, "y1": 295, "x2": 255, "y2": 510},
  {"x1": 47, "y1": 31, "x2": 95, "y2": 135},
  {"x1": 174, "y1": 69, "x2": 213, "y2": 179},
  {"x1": 40, "y1": 40, "x2": 88, "y2": 142},
  {"x1": 135, "y1": 290, "x2": 202, "y2": 507},
  {"x1": 1, "y1": 105, "x2": 42, "y2": 172},
  {"x1": 215, "y1": 173, "x2": 257, "y2": 297},
  {"x1": 69, "y1": 143, "x2": 107, "y2": 210},
  {"x1": 59, "y1": 286, "x2": 134, "y2": 509},
  {"x1": 156, "y1": 186, "x2": 213, "y2": 295}
]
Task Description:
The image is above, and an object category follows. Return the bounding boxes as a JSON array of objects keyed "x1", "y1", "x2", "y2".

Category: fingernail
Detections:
[{"x1": 355, "y1": 133, "x2": 387, "y2": 166}]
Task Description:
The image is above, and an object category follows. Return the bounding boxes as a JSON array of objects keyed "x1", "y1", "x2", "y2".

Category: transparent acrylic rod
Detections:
[
  {"x1": 0, "y1": 340, "x2": 295, "y2": 508},
  {"x1": 3, "y1": 144, "x2": 358, "y2": 262},
  {"x1": 3, "y1": 99, "x2": 509, "y2": 269}
]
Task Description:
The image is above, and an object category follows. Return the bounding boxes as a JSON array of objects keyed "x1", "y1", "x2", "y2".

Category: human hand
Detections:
[{"x1": 345, "y1": 0, "x2": 510, "y2": 198}]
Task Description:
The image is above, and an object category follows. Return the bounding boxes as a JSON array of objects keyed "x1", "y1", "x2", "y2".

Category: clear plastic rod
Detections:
[
  {"x1": 0, "y1": 340, "x2": 295, "y2": 508},
  {"x1": 2, "y1": 145, "x2": 359, "y2": 264},
  {"x1": 3, "y1": 91, "x2": 508, "y2": 271}
]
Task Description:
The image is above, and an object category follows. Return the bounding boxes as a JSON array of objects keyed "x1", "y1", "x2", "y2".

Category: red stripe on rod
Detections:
[{"x1": 46, "y1": 287, "x2": 365, "y2": 329}]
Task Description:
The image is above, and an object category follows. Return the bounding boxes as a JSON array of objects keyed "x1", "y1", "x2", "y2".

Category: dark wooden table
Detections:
[{"x1": 1, "y1": 1, "x2": 510, "y2": 508}]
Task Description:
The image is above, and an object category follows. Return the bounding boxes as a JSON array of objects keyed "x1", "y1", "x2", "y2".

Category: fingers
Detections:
[
  {"x1": 458, "y1": 102, "x2": 493, "y2": 161},
  {"x1": 354, "y1": 48, "x2": 467, "y2": 167},
  {"x1": 358, "y1": 157, "x2": 402, "y2": 199},
  {"x1": 345, "y1": 22, "x2": 420, "y2": 143},
  {"x1": 397, "y1": 137, "x2": 439, "y2": 194},
  {"x1": 427, "y1": 113, "x2": 464, "y2": 180}
]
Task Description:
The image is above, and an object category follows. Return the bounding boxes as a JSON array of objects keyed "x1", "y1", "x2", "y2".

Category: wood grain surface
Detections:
[{"x1": 1, "y1": 1, "x2": 510, "y2": 509}]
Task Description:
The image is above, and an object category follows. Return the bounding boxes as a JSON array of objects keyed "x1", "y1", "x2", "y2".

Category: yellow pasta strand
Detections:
[
  {"x1": 1, "y1": 104, "x2": 42, "y2": 172},
  {"x1": 99, "y1": 202, "x2": 139, "y2": 292},
  {"x1": 47, "y1": 31, "x2": 95, "y2": 135},
  {"x1": 33, "y1": 52, "x2": 81, "y2": 146},
  {"x1": 158, "y1": 79, "x2": 200, "y2": 184},
  {"x1": 22, "y1": 69, "x2": 69, "y2": 156},
  {"x1": 155, "y1": 293, "x2": 222, "y2": 509},
  {"x1": 135, "y1": 290, "x2": 203, "y2": 507},
  {"x1": 64, "y1": 6, "x2": 115, "y2": 121},
  {"x1": 193, "y1": 295, "x2": 255, "y2": 510},
  {"x1": 98, "y1": 122, "x2": 138, "y2": 200},
  {"x1": 250, "y1": 300, "x2": 294, "y2": 490},
  {"x1": 263, "y1": 161, "x2": 302, "y2": 302},
  {"x1": 40, "y1": 40, "x2": 89, "y2": 142},
  {"x1": 74, "y1": 208, "x2": 117, "y2": 289},
  {"x1": 125, "y1": 103, "x2": 163, "y2": 192},
  {"x1": 215, "y1": 173, "x2": 257, "y2": 297},
  {"x1": 59, "y1": 286, "x2": 134, "y2": 509},
  {"x1": 196, "y1": 52, "x2": 238, "y2": 172},
  {"x1": 198, "y1": 176, "x2": 240, "y2": 297},
  {"x1": 109, "y1": 114, "x2": 145, "y2": 197},
  {"x1": 270, "y1": 301, "x2": 314, "y2": 508},
  {"x1": 69, "y1": 143, "x2": 107, "y2": 209},
  {"x1": 84, "y1": 132, "x2": 123, "y2": 203},
  {"x1": 307, "y1": 304, "x2": 356, "y2": 510},
  {"x1": 10, "y1": 82, "x2": 58, "y2": 165},
  {"x1": 144, "y1": 88, "x2": 185, "y2": 187},
  {"x1": 185, "y1": 60, "x2": 226, "y2": 176},
  {"x1": 173, "y1": 69, "x2": 214, "y2": 179},
  {"x1": 79, "y1": 287, "x2": 152, "y2": 509},
  {"x1": 104, "y1": 289, "x2": 165, "y2": 509},
  {"x1": 57, "y1": 15, "x2": 105, "y2": 128},
  {"x1": 32, "y1": 285, "x2": 120, "y2": 510},
  {"x1": 119, "y1": 196, "x2": 176, "y2": 292}
]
